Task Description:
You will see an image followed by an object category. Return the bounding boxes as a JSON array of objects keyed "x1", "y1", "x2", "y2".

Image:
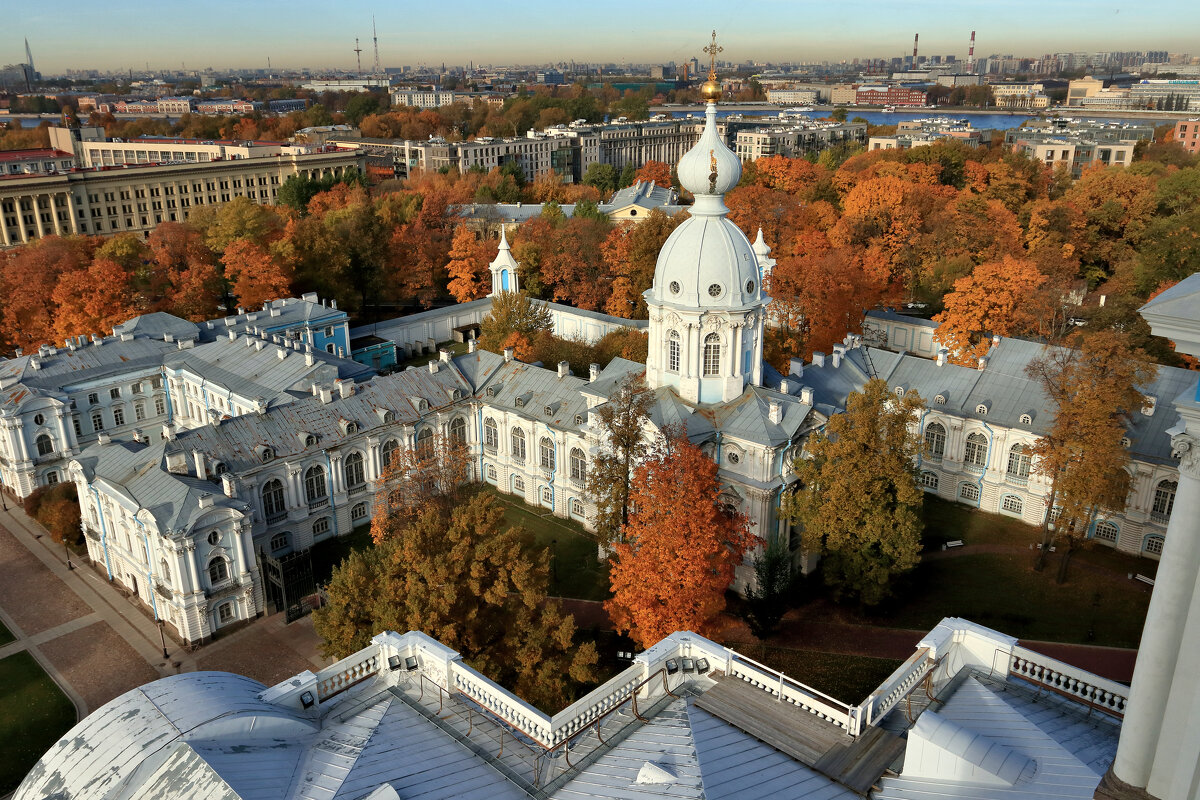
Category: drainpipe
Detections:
[
  {"x1": 162, "y1": 369, "x2": 175, "y2": 423},
  {"x1": 477, "y1": 403, "x2": 486, "y2": 483},
  {"x1": 89, "y1": 485, "x2": 113, "y2": 579},
  {"x1": 136, "y1": 517, "x2": 159, "y2": 620},
  {"x1": 973, "y1": 420, "x2": 995, "y2": 509}
]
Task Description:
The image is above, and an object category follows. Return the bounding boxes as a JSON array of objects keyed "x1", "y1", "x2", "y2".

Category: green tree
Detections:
[
  {"x1": 584, "y1": 372, "x2": 653, "y2": 546},
  {"x1": 831, "y1": 107, "x2": 848, "y2": 122},
  {"x1": 618, "y1": 162, "x2": 637, "y2": 189},
  {"x1": 478, "y1": 291, "x2": 553, "y2": 353},
  {"x1": 582, "y1": 163, "x2": 618, "y2": 194},
  {"x1": 743, "y1": 538, "x2": 792, "y2": 639},
  {"x1": 314, "y1": 493, "x2": 599, "y2": 710},
  {"x1": 782, "y1": 378, "x2": 924, "y2": 605}
]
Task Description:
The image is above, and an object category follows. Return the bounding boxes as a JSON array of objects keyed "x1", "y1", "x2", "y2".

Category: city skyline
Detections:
[{"x1": 8, "y1": 0, "x2": 1200, "y2": 74}]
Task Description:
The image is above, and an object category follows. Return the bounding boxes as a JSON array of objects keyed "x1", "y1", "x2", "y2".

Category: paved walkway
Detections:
[{"x1": 0, "y1": 503, "x2": 333, "y2": 722}]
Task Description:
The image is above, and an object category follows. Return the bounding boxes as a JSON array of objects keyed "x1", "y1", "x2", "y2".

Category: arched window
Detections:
[
  {"x1": 569, "y1": 497, "x2": 585, "y2": 517},
  {"x1": 1145, "y1": 535, "x2": 1165, "y2": 555},
  {"x1": 668, "y1": 330, "x2": 681, "y2": 373},
  {"x1": 1001, "y1": 495, "x2": 1023, "y2": 515},
  {"x1": 570, "y1": 447, "x2": 586, "y2": 482},
  {"x1": 924, "y1": 422, "x2": 946, "y2": 459},
  {"x1": 449, "y1": 417, "x2": 467, "y2": 444},
  {"x1": 344, "y1": 452, "x2": 365, "y2": 487},
  {"x1": 351, "y1": 502, "x2": 368, "y2": 521},
  {"x1": 511, "y1": 428, "x2": 526, "y2": 463},
  {"x1": 415, "y1": 427, "x2": 433, "y2": 460},
  {"x1": 484, "y1": 417, "x2": 498, "y2": 450},
  {"x1": 304, "y1": 465, "x2": 327, "y2": 503},
  {"x1": 381, "y1": 439, "x2": 399, "y2": 468},
  {"x1": 540, "y1": 437, "x2": 555, "y2": 470},
  {"x1": 35, "y1": 433, "x2": 54, "y2": 456},
  {"x1": 313, "y1": 517, "x2": 330, "y2": 537},
  {"x1": 1095, "y1": 521, "x2": 1119, "y2": 542},
  {"x1": 160, "y1": 558, "x2": 171, "y2": 582},
  {"x1": 261, "y1": 479, "x2": 286, "y2": 520},
  {"x1": 207, "y1": 556, "x2": 229, "y2": 585},
  {"x1": 702, "y1": 333, "x2": 721, "y2": 376},
  {"x1": 1006, "y1": 444, "x2": 1031, "y2": 480},
  {"x1": 964, "y1": 432, "x2": 988, "y2": 467},
  {"x1": 486, "y1": 464, "x2": 497, "y2": 482},
  {"x1": 1152, "y1": 480, "x2": 1176, "y2": 523},
  {"x1": 270, "y1": 532, "x2": 289, "y2": 552},
  {"x1": 920, "y1": 471, "x2": 938, "y2": 490},
  {"x1": 960, "y1": 483, "x2": 980, "y2": 502}
]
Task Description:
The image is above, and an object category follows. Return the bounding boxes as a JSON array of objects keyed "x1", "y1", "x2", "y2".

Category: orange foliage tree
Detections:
[
  {"x1": 51, "y1": 258, "x2": 138, "y2": 340},
  {"x1": 445, "y1": 225, "x2": 497, "y2": 302},
  {"x1": 933, "y1": 255, "x2": 1047, "y2": 365},
  {"x1": 633, "y1": 160, "x2": 672, "y2": 188},
  {"x1": 0, "y1": 236, "x2": 96, "y2": 352},
  {"x1": 606, "y1": 433, "x2": 753, "y2": 647},
  {"x1": 221, "y1": 238, "x2": 292, "y2": 310}
]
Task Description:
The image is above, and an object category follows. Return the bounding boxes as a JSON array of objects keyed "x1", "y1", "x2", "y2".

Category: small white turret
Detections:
[
  {"x1": 752, "y1": 228, "x2": 776, "y2": 283},
  {"x1": 488, "y1": 227, "x2": 520, "y2": 297}
]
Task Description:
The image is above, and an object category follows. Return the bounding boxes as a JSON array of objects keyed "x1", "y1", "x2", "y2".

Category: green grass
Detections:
[
  {"x1": 724, "y1": 643, "x2": 903, "y2": 706},
  {"x1": 0, "y1": 619, "x2": 13, "y2": 647},
  {"x1": 857, "y1": 552, "x2": 1150, "y2": 648},
  {"x1": 921, "y1": 495, "x2": 1041, "y2": 549},
  {"x1": 479, "y1": 486, "x2": 611, "y2": 601},
  {"x1": 0, "y1": 651, "x2": 77, "y2": 794}
]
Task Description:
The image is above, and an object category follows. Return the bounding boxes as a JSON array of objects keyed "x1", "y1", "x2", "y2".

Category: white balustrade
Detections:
[
  {"x1": 725, "y1": 650, "x2": 855, "y2": 731},
  {"x1": 316, "y1": 644, "x2": 381, "y2": 701},
  {"x1": 860, "y1": 647, "x2": 935, "y2": 727},
  {"x1": 1009, "y1": 646, "x2": 1128, "y2": 717},
  {"x1": 451, "y1": 662, "x2": 555, "y2": 745}
]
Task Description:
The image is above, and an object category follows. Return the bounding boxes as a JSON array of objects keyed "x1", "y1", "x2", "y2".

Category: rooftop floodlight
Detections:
[
  {"x1": 387, "y1": 655, "x2": 402, "y2": 671},
  {"x1": 666, "y1": 659, "x2": 680, "y2": 675},
  {"x1": 681, "y1": 658, "x2": 695, "y2": 673},
  {"x1": 404, "y1": 656, "x2": 419, "y2": 671},
  {"x1": 300, "y1": 691, "x2": 316, "y2": 709},
  {"x1": 696, "y1": 658, "x2": 710, "y2": 674}
]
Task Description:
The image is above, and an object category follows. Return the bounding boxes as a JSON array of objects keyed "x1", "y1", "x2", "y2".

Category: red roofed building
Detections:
[{"x1": 0, "y1": 149, "x2": 76, "y2": 176}]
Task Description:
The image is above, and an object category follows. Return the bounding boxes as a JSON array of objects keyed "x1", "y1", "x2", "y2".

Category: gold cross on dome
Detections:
[{"x1": 703, "y1": 30, "x2": 723, "y2": 79}]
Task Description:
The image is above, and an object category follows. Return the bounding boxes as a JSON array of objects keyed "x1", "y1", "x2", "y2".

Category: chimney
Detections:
[
  {"x1": 558, "y1": 360, "x2": 569, "y2": 378},
  {"x1": 337, "y1": 347, "x2": 345, "y2": 358},
  {"x1": 163, "y1": 423, "x2": 176, "y2": 441},
  {"x1": 589, "y1": 363, "x2": 600, "y2": 382},
  {"x1": 428, "y1": 360, "x2": 439, "y2": 374},
  {"x1": 800, "y1": 386, "x2": 814, "y2": 405},
  {"x1": 13, "y1": 347, "x2": 21, "y2": 357},
  {"x1": 439, "y1": 349, "x2": 452, "y2": 363},
  {"x1": 977, "y1": 356, "x2": 988, "y2": 371},
  {"x1": 503, "y1": 347, "x2": 514, "y2": 363},
  {"x1": 197, "y1": 493, "x2": 215, "y2": 509},
  {"x1": 222, "y1": 472, "x2": 237, "y2": 498},
  {"x1": 468, "y1": 339, "x2": 477, "y2": 354},
  {"x1": 227, "y1": 329, "x2": 237, "y2": 341},
  {"x1": 338, "y1": 380, "x2": 354, "y2": 399},
  {"x1": 30, "y1": 357, "x2": 41, "y2": 371},
  {"x1": 991, "y1": 334, "x2": 1001, "y2": 347},
  {"x1": 330, "y1": 299, "x2": 337, "y2": 310},
  {"x1": 832, "y1": 343, "x2": 846, "y2": 368},
  {"x1": 119, "y1": 332, "x2": 133, "y2": 342},
  {"x1": 237, "y1": 306, "x2": 245, "y2": 315},
  {"x1": 192, "y1": 450, "x2": 207, "y2": 480},
  {"x1": 319, "y1": 386, "x2": 333, "y2": 404},
  {"x1": 269, "y1": 306, "x2": 281, "y2": 317},
  {"x1": 937, "y1": 348, "x2": 948, "y2": 367},
  {"x1": 97, "y1": 432, "x2": 111, "y2": 445},
  {"x1": 305, "y1": 346, "x2": 315, "y2": 366},
  {"x1": 768, "y1": 401, "x2": 782, "y2": 424},
  {"x1": 254, "y1": 340, "x2": 265, "y2": 351},
  {"x1": 91, "y1": 334, "x2": 102, "y2": 346},
  {"x1": 276, "y1": 347, "x2": 288, "y2": 360},
  {"x1": 779, "y1": 379, "x2": 789, "y2": 394},
  {"x1": 812, "y1": 352, "x2": 825, "y2": 367}
]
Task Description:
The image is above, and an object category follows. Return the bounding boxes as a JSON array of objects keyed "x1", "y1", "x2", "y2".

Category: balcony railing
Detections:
[
  {"x1": 347, "y1": 483, "x2": 367, "y2": 496},
  {"x1": 1151, "y1": 512, "x2": 1171, "y2": 526},
  {"x1": 308, "y1": 497, "x2": 330, "y2": 511},
  {"x1": 1005, "y1": 473, "x2": 1029, "y2": 487},
  {"x1": 1009, "y1": 646, "x2": 1127, "y2": 718},
  {"x1": 266, "y1": 511, "x2": 288, "y2": 524},
  {"x1": 963, "y1": 463, "x2": 986, "y2": 475},
  {"x1": 205, "y1": 579, "x2": 241, "y2": 601}
]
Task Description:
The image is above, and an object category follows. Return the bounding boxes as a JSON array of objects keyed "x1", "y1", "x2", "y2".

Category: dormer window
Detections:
[
  {"x1": 383, "y1": 409, "x2": 395, "y2": 423},
  {"x1": 341, "y1": 420, "x2": 358, "y2": 436},
  {"x1": 304, "y1": 434, "x2": 317, "y2": 447},
  {"x1": 515, "y1": 395, "x2": 527, "y2": 408},
  {"x1": 1121, "y1": 436, "x2": 1131, "y2": 448},
  {"x1": 486, "y1": 386, "x2": 496, "y2": 398},
  {"x1": 544, "y1": 405, "x2": 553, "y2": 417},
  {"x1": 259, "y1": 447, "x2": 274, "y2": 463},
  {"x1": 934, "y1": 394, "x2": 946, "y2": 405},
  {"x1": 574, "y1": 414, "x2": 584, "y2": 425},
  {"x1": 895, "y1": 387, "x2": 905, "y2": 397},
  {"x1": 976, "y1": 403, "x2": 989, "y2": 416},
  {"x1": 415, "y1": 398, "x2": 429, "y2": 413},
  {"x1": 450, "y1": 388, "x2": 463, "y2": 401},
  {"x1": 1019, "y1": 413, "x2": 1033, "y2": 425}
]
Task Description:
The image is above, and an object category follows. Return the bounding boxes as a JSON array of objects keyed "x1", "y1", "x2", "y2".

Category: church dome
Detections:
[
  {"x1": 676, "y1": 102, "x2": 741, "y2": 208},
  {"x1": 647, "y1": 215, "x2": 761, "y2": 309}
]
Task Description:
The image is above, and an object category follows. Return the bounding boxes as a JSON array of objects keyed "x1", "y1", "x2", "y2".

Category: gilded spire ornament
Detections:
[{"x1": 700, "y1": 30, "x2": 723, "y2": 102}]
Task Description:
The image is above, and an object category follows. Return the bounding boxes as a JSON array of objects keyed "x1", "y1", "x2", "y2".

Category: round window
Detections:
[
  {"x1": 669, "y1": 281, "x2": 681, "y2": 294},
  {"x1": 728, "y1": 452, "x2": 740, "y2": 464},
  {"x1": 33, "y1": 413, "x2": 44, "y2": 425},
  {"x1": 207, "y1": 530, "x2": 220, "y2": 546},
  {"x1": 707, "y1": 283, "x2": 722, "y2": 298},
  {"x1": 746, "y1": 280, "x2": 755, "y2": 294}
]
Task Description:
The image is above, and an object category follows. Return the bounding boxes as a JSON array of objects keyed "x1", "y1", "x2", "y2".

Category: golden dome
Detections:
[{"x1": 700, "y1": 78, "x2": 722, "y2": 102}]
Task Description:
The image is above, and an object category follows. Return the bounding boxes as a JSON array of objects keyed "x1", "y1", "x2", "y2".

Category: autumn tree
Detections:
[
  {"x1": 585, "y1": 372, "x2": 653, "y2": 546},
  {"x1": 1025, "y1": 331, "x2": 1157, "y2": 582},
  {"x1": 606, "y1": 432, "x2": 752, "y2": 647},
  {"x1": 445, "y1": 225, "x2": 498, "y2": 302},
  {"x1": 0, "y1": 235, "x2": 96, "y2": 352},
  {"x1": 51, "y1": 258, "x2": 138, "y2": 340},
  {"x1": 933, "y1": 256, "x2": 1047, "y2": 365},
  {"x1": 783, "y1": 378, "x2": 924, "y2": 606},
  {"x1": 601, "y1": 209, "x2": 686, "y2": 318},
  {"x1": 221, "y1": 238, "x2": 292, "y2": 310},
  {"x1": 315, "y1": 493, "x2": 599, "y2": 710},
  {"x1": 371, "y1": 432, "x2": 472, "y2": 543},
  {"x1": 478, "y1": 291, "x2": 553, "y2": 354},
  {"x1": 633, "y1": 160, "x2": 672, "y2": 188}
]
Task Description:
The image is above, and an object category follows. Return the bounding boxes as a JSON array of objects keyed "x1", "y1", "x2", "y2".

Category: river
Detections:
[{"x1": 656, "y1": 108, "x2": 1166, "y2": 131}]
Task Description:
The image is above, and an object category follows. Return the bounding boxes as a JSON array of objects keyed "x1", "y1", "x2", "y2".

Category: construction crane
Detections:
[{"x1": 354, "y1": 38, "x2": 363, "y2": 76}]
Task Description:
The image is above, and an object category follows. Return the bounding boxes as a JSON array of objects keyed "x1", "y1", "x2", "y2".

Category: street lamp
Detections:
[
  {"x1": 158, "y1": 619, "x2": 170, "y2": 660},
  {"x1": 63, "y1": 536, "x2": 74, "y2": 570}
]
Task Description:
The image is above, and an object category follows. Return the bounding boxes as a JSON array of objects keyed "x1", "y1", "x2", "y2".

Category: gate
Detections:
[{"x1": 259, "y1": 548, "x2": 319, "y2": 623}]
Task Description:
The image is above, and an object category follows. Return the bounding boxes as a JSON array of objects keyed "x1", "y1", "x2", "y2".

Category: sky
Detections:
[{"x1": 9, "y1": 0, "x2": 1200, "y2": 74}]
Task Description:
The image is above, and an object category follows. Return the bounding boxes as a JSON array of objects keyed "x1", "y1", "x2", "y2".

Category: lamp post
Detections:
[
  {"x1": 63, "y1": 536, "x2": 74, "y2": 570},
  {"x1": 158, "y1": 619, "x2": 169, "y2": 660},
  {"x1": 550, "y1": 538, "x2": 558, "y2": 584}
]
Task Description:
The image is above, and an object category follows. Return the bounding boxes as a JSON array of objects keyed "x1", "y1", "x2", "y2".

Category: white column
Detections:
[
  {"x1": 1, "y1": 209, "x2": 10, "y2": 247},
  {"x1": 33, "y1": 195, "x2": 46, "y2": 238},
  {"x1": 65, "y1": 191, "x2": 78, "y2": 235},
  {"x1": 1113, "y1": 408, "x2": 1200, "y2": 794},
  {"x1": 50, "y1": 192, "x2": 64, "y2": 235}
]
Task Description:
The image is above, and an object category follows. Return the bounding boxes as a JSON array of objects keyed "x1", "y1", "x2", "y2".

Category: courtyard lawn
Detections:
[
  {"x1": 478, "y1": 486, "x2": 611, "y2": 602},
  {"x1": 921, "y1": 495, "x2": 1040, "y2": 549},
  {"x1": 0, "y1": 618, "x2": 13, "y2": 647},
  {"x1": 860, "y1": 552, "x2": 1151, "y2": 648},
  {"x1": 0, "y1": 651, "x2": 77, "y2": 794},
  {"x1": 725, "y1": 643, "x2": 903, "y2": 706}
]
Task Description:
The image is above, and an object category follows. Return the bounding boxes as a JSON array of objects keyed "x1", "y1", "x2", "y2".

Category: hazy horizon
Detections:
[{"x1": 9, "y1": 0, "x2": 1200, "y2": 74}]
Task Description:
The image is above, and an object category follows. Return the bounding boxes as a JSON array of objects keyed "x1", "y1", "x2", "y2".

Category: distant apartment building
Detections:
[
  {"x1": 268, "y1": 98, "x2": 309, "y2": 113},
  {"x1": 299, "y1": 78, "x2": 390, "y2": 92},
  {"x1": 765, "y1": 88, "x2": 819, "y2": 105},
  {"x1": 0, "y1": 149, "x2": 76, "y2": 176},
  {"x1": 734, "y1": 122, "x2": 867, "y2": 160},
  {"x1": 1066, "y1": 76, "x2": 1106, "y2": 106},
  {"x1": 0, "y1": 148, "x2": 364, "y2": 247},
  {"x1": 1005, "y1": 121, "x2": 1149, "y2": 176},
  {"x1": 1129, "y1": 79, "x2": 1200, "y2": 110},
  {"x1": 869, "y1": 130, "x2": 984, "y2": 151},
  {"x1": 390, "y1": 89, "x2": 457, "y2": 108},
  {"x1": 854, "y1": 85, "x2": 927, "y2": 106},
  {"x1": 1175, "y1": 119, "x2": 1200, "y2": 154},
  {"x1": 989, "y1": 83, "x2": 1051, "y2": 110},
  {"x1": 47, "y1": 128, "x2": 309, "y2": 169},
  {"x1": 829, "y1": 84, "x2": 858, "y2": 104},
  {"x1": 195, "y1": 99, "x2": 264, "y2": 114}
]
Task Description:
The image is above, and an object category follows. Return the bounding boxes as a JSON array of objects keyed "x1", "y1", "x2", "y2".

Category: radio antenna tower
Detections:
[
  {"x1": 372, "y1": 16, "x2": 382, "y2": 77},
  {"x1": 354, "y1": 38, "x2": 363, "y2": 75}
]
